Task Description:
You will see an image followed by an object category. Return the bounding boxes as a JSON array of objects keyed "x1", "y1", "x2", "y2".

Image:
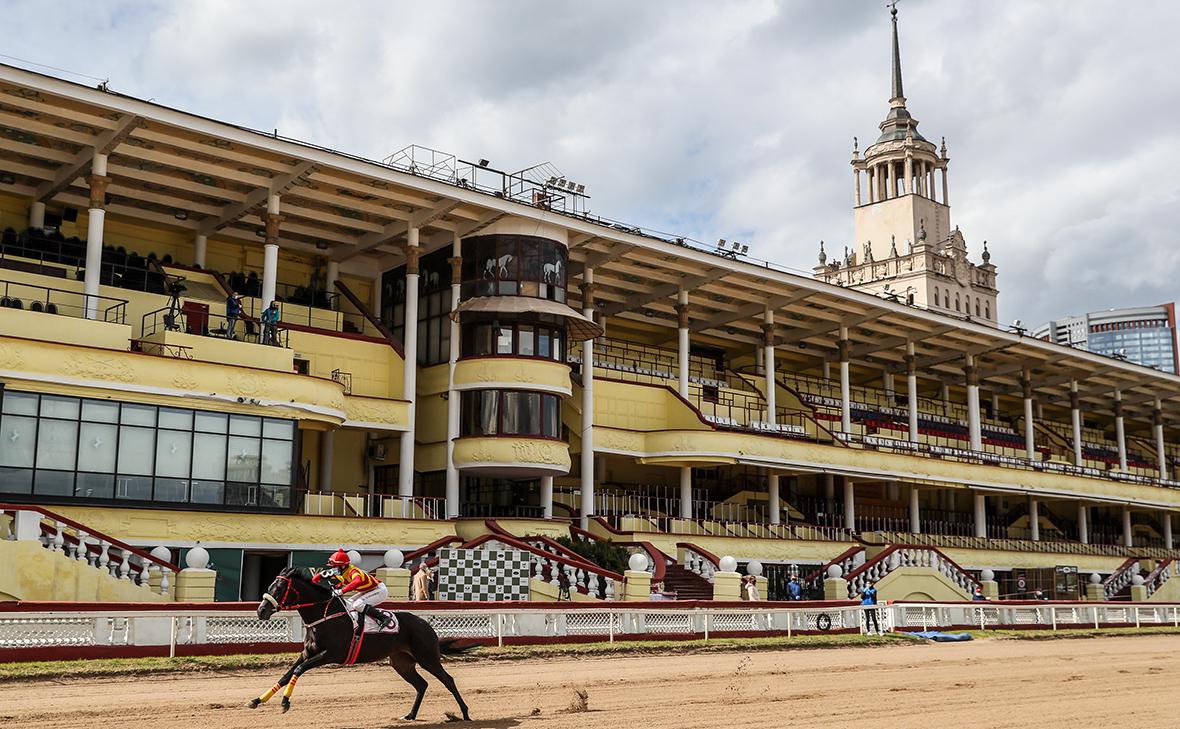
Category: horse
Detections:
[{"x1": 251, "y1": 566, "x2": 471, "y2": 720}]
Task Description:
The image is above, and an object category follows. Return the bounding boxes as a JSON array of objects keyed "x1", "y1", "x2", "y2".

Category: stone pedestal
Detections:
[
  {"x1": 755, "y1": 575, "x2": 769, "y2": 600},
  {"x1": 823, "y1": 576, "x2": 849, "y2": 601},
  {"x1": 1130, "y1": 585, "x2": 1148, "y2": 602},
  {"x1": 174, "y1": 568, "x2": 216, "y2": 602},
  {"x1": 712, "y1": 571, "x2": 741, "y2": 601},
  {"x1": 623, "y1": 570, "x2": 652, "y2": 601},
  {"x1": 980, "y1": 580, "x2": 999, "y2": 600},
  {"x1": 376, "y1": 567, "x2": 411, "y2": 601},
  {"x1": 1085, "y1": 582, "x2": 1105, "y2": 601}
]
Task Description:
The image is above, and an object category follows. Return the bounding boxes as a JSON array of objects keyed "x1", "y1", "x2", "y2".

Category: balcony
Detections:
[{"x1": 0, "y1": 277, "x2": 130, "y2": 350}]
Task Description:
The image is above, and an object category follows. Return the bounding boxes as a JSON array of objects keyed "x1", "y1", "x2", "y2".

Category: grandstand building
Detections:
[
  {"x1": 1, "y1": 9, "x2": 1179, "y2": 604},
  {"x1": 1032, "y1": 304, "x2": 1179, "y2": 374}
]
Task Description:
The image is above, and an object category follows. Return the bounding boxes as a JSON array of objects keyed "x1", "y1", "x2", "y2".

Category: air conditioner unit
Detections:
[{"x1": 368, "y1": 443, "x2": 387, "y2": 461}]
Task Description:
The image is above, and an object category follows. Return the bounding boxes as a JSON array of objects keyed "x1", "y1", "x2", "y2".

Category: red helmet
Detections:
[{"x1": 328, "y1": 549, "x2": 351, "y2": 568}]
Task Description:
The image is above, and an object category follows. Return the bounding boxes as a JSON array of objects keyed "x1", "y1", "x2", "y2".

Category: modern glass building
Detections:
[{"x1": 1032, "y1": 304, "x2": 1179, "y2": 373}]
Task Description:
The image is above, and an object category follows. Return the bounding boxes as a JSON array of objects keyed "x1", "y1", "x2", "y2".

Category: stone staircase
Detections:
[{"x1": 661, "y1": 564, "x2": 713, "y2": 600}]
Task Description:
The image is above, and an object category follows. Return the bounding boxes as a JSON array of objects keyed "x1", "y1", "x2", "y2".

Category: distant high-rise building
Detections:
[{"x1": 1032, "y1": 304, "x2": 1179, "y2": 373}]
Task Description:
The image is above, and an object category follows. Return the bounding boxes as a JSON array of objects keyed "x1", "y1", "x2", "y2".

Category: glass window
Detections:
[
  {"x1": 192, "y1": 433, "x2": 228, "y2": 480},
  {"x1": 0, "y1": 414, "x2": 37, "y2": 467},
  {"x1": 81, "y1": 399, "x2": 119, "y2": 423},
  {"x1": 158, "y1": 408, "x2": 193, "y2": 431},
  {"x1": 543, "y1": 395, "x2": 560, "y2": 438},
  {"x1": 77, "y1": 422, "x2": 117, "y2": 473},
  {"x1": 75, "y1": 472, "x2": 114, "y2": 499},
  {"x1": 538, "y1": 329, "x2": 552, "y2": 359},
  {"x1": 35, "y1": 470, "x2": 73, "y2": 496},
  {"x1": 117, "y1": 426, "x2": 155, "y2": 475},
  {"x1": 227, "y1": 436, "x2": 261, "y2": 482},
  {"x1": 195, "y1": 411, "x2": 228, "y2": 433},
  {"x1": 2, "y1": 391, "x2": 37, "y2": 416},
  {"x1": 0, "y1": 467, "x2": 32, "y2": 494},
  {"x1": 479, "y1": 392, "x2": 499, "y2": 434},
  {"x1": 121, "y1": 403, "x2": 156, "y2": 427},
  {"x1": 518, "y1": 325, "x2": 535, "y2": 357},
  {"x1": 154, "y1": 478, "x2": 189, "y2": 503},
  {"x1": 35, "y1": 419, "x2": 77, "y2": 470},
  {"x1": 155, "y1": 430, "x2": 192, "y2": 478},
  {"x1": 191, "y1": 480, "x2": 224, "y2": 504},
  {"x1": 261, "y1": 439, "x2": 293, "y2": 485},
  {"x1": 40, "y1": 395, "x2": 79, "y2": 420},
  {"x1": 116, "y1": 475, "x2": 152, "y2": 501},
  {"x1": 495, "y1": 325, "x2": 513, "y2": 354},
  {"x1": 263, "y1": 419, "x2": 295, "y2": 440},
  {"x1": 229, "y1": 415, "x2": 261, "y2": 437}
]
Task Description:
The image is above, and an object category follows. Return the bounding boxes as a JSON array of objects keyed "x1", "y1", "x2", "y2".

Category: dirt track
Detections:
[{"x1": 1, "y1": 635, "x2": 1176, "y2": 728}]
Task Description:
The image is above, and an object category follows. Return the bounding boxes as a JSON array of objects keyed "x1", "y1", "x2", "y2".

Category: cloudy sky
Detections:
[{"x1": 3, "y1": 0, "x2": 1178, "y2": 326}]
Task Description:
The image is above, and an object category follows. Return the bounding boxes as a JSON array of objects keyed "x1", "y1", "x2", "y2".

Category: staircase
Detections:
[{"x1": 662, "y1": 564, "x2": 713, "y2": 600}]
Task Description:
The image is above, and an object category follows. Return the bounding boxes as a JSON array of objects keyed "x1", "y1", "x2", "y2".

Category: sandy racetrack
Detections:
[{"x1": 0, "y1": 635, "x2": 1175, "y2": 728}]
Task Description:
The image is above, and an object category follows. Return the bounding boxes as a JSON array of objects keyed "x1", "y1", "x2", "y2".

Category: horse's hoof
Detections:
[
  {"x1": 281, "y1": 701, "x2": 291, "y2": 714},
  {"x1": 402, "y1": 714, "x2": 416, "y2": 721},
  {"x1": 247, "y1": 699, "x2": 260, "y2": 709}
]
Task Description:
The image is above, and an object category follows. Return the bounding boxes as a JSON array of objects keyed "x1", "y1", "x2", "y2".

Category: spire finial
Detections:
[
  {"x1": 889, "y1": 1, "x2": 904, "y2": 103},
  {"x1": 818, "y1": 240, "x2": 827, "y2": 266}
]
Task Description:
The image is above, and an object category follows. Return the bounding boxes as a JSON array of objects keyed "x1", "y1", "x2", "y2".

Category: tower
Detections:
[{"x1": 815, "y1": 4, "x2": 998, "y2": 325}]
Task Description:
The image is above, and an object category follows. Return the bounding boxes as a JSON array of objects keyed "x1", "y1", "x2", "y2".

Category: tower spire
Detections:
[{"x1": 890, "y1": 2, "x2": 904, "y2": 105}]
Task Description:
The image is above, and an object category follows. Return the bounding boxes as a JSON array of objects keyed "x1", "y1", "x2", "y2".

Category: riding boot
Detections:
[{"x1": 362, "y1": 604, "x2": 391, "y2": 630}]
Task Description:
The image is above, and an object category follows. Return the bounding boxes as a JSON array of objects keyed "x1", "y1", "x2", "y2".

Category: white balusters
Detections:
[
  {"x1": 159, "y1": 569, "x2": 170, "y2": 597},
  {"x1": 98, "y1": 543, "x2": 109, "y2": 572},
  {"x1": 51, "y1": 522, "x2": 64, "y2": 553},
  {"x1": 117, "y1": 552, "x2": 130, "y2": 581}
]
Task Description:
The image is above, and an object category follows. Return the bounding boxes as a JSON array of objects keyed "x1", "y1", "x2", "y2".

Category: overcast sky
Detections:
[{"x1": 3, "y1": 0, "x2": 1178, "y2": 326}]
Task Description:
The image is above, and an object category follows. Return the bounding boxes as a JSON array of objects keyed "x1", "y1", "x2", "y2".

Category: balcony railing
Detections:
[
  {"x1": 296, "y1": 490, "x2": 445, "y2": 520},
  {"x1": 141, "y1": 306, "x2": 290, "y2": 348},
  {"x1": 0, "y1": 278, "x2": 127, "y2": 324}
]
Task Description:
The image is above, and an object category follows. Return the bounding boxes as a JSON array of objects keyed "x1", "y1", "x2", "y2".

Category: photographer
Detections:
[{"x1": 225, "y1": 291, "x2": 243, "y2": 339}]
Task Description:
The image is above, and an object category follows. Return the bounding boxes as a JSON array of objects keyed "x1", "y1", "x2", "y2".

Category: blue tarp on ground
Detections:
[{"x1": 911, "y1": 631, "x2": 973, "y2": 642}]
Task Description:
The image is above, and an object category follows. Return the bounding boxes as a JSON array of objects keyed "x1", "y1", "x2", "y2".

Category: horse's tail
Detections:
[{"x1": 439, "y1": 638, "x2": 480, "y2": 657}]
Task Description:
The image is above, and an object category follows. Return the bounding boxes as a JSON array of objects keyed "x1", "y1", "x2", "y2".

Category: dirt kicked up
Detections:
[{"x1": 0, "y1": 634, "x2": 1176, "y2": 728}]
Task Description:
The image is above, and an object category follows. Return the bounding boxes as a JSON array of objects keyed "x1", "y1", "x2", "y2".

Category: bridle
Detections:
[{"x1": 261, "y1": 574, "x2": 349, "y2": 627}]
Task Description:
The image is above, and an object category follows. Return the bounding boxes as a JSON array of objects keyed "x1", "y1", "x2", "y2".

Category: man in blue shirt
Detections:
[
  {"x1": 225, "y1": 292, "x2": 242, "y2": 339},
  {"x1": 861, "y1": 584, "x2": 880, "y2": 634},
  {"x1": 261, "y1": 301, "x2": 280, "y2": 345},
  {"x1": 787, "y1": 577, "x2": 802, "y2": 601}
]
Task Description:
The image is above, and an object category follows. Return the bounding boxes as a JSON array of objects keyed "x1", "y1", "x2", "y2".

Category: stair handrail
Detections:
[
  {"x1": 1145, "y1": 559, "x2": 1175, "y2": 597},
  {"x1": 843, "y1": 544, "x2": 980, "y2": 599},
  {"x1": 483, "y1": 520, "x2": 594, "y2": 566},
  {"x1": 403, "y1": 535, "x2": 465, "y2": 568},
  {"x1": 334, "y1": 280, "x2": 404, "y2": 356},
  {"x1": 2, "y1": 503, "x2": 176, "y2": 572},
  {"x1": 1101, "y1": 557, "x2": 1140, "y2": 599},
  {"x1": 676, "y1": 541, "x2": 719, "y2": 582},
  {"x1": 569, "y1": 525, "x2": 669, "y2": 583},
  {"x1": 804, "y1": 545, "x2": 865, "y2": 589}
]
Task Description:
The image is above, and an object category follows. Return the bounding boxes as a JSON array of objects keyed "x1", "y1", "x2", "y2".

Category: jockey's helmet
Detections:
[{"x1": 328, "y1": 549, "x2": 351, "y2": 568}]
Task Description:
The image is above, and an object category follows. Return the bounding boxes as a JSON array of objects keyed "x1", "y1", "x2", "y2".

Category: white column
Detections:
[
  {"x1": 853, "y1": 168, "x2": 862, "y2": 206},
  {"x1": 843, "y1": 478, "x2": 856, "y2": 531},
  {"x1": 541, "y1": 476, "x2": 554, "y2": 520},
  {"x1": 768, "y1": 473, "x2": 781, "y2": 525},
  {"x1": 1028, "y1": 497, "x2": 1040, "y2": 542},
  {"x1": 261, "y1": 193, "x2": 281, "y2": 310},
  {"x1": 966, "y1": 355, "x2": 982, "y2": 451},
  {"x1": 193, "y1": 234, "x2": 208, "y2": 269},
  {"x1": 1077, "y1": 503, "x2": 1089, "y2": 544},
  {"x1": 1122, "y1": 507, "x2": 1133, "y2": 548},
  {"x1": 679, "y1": 467, "x2": 692, "y2": 520},
  {"x1": 1114, "y1": 389, "x2": 1127, "y2": 471},
  {"x1": 318, "y1": 429, "x2": 334, "y2": 493},
  {"x1": 886, "y1": 162, "x2": 895, "y2": 199},
  {"x1": 1155, "y1": 398, "x2": 1169, "y2": 480},
  {"x1": 973, "y1": 492, "x2": 987, "y2": 539},
  {"x1": 1165, "y1": 513, "x2": 1174, "y2": 550},
  {"x1": 83, "y1": 153, "x2": 109, "y2": 321},
  {"x1": 763, "y1": 309, "x2": 776, "y2": 423},
  {"x1": 677, "y1": 289, "x2": 690, "y2": 398},
  {"x1": 28, "y1": 200, "x2": 45, "y2": 229},
  {"x1": 397, "y1": 228, "x2": 421, "y2": 501},
  {"x1": 371, "y1": 273, "x2": 383, "y2": 314},
  {"x1": 1023, "y1": 374, "x2": 1036, "y2": 460},
  {"x1": 903, "y1": 155, "x2": 913, "y2": 195},
  {"x1": 325, "y1": 259, "x2": 340, "y2": 295},
  {"x1": 822, "y1": 359, "x2": 831, "y2": 381},
  {"x1": 941, "y1": 166, "x2": 949, "y2": 206},
  {"x1": 906, "y1": 343, "x2": 919, "y2": 442},
  {"x1": 580, "y1": 271, "x2": 596, "y2": 530},
  {"x1": 445, "y1": 235, "x2": 462, "y2": 518},
  {"x1": 909, "y1": 486, "x2": 921, "y2": 534},
  {"x1": 839, "y1": 326, "x2": 851, "y2": 433},
  {"x1": 1070, "y1": 380, "x2": 1083, "y2": 466}
]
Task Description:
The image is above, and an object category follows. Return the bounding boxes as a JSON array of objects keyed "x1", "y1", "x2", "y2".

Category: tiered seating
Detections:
[{"x1": 1, "y1": 227, "x2": 168, "y2": 293}]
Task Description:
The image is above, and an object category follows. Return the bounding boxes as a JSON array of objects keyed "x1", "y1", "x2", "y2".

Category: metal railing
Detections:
[
  {"x1": 141, "y1": 306, "x2": 289, "y2": 348},
  {"x1": 0, "y1": 277, "x2": 127, "y2": 323},
  {"x1": 297, "y1": 490, "x2": 445, "y2": 520}
]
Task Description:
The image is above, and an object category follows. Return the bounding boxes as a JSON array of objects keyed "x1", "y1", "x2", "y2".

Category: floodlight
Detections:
[{"x1": 717, "y1": 238, "x2": 726, "y2": 248}]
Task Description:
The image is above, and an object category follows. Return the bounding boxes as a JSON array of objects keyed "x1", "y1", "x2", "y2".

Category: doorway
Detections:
[{"x1": 241, "y1": 550, "x2": 290, "y2": 602}]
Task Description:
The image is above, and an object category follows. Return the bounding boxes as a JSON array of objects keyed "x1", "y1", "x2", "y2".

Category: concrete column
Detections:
[
  {"x1": 838, "y1": 327, "x2": 851, "y2": 433},
  {"x1": 941, "y1": 166, "x2": 949, "y2": 206},
  {"x1": 824, "y1": 473, "x2": 835, "y2": 505},
  {"x1": 1165, "y1": 513, "x2": 1173, "y2": 550},
  {"x1": 371, "y1": 273, "x2": 383, "y2": 314},
  {"x1": 768, "y1": 473, "x2": 781, "y2": 525},
  {"x1": 28, "y1": 200, "x2": 45, "y2": 229},
  {"x1": 903, "y1": 155, "x2": 913, "y2": 195},
  {"x1": 973, "y1": 492, "x2": 987, "y2": 538},
  {"x1": 886, "y1": 481, "x2": 900, "y2": 501},
  {"x1": 909, "y1": 486, "x2": 920, "y2": 534},
  {"x1": 1028, "y1": 497, "x2": 1040, "y2": 541},
  {"x1": 1154, "y1": 399, "x2": 1168, "y2": 480},
  {"x1": 318, "y1": 429, "x2": 334, "y2": 493},
  {"x1": 1070, "y1": 380, "x2": 1083, "y2": 466},
  {"x1": 445, "y1": 240, "x2": 462, "y2": 518},
  {"x1": 853, "y1": 168, "x2": 862, "y2": 206},
  {"x1": 886, "y1": 161, "x2": 895, "y2": 199},
  {"x1": 1114, "y1": 390, "x2": 1127, "y2": 471},
  {"x1": 398, "y1": 230, "x2": 422, "y2": 501},
  {"x1": 843, "y1": 478, "x2": 856, "y2": 531},
  {"x1": 676, "y1": 290, "x2": 690, "y2": 398},
  {"x1": 541, "y1": 476, "x2": 553, "y2": 520},
  {"x1": 965, "y1": 355, "x2": 982, "y2": 451},
  {"x1": 325, "y1": 259, "x2": 340, "y2": 298},
  {"x1": 1122, "y1": 507, "x2": 1133, "y2": 548},
  {"x1": 1022, "y1": 373, "x2": 1036, "y2": 460},
  {"x1": 1077, "y1": 503, "x2": 1089, "y2": 544},
  {"x1": 261, "y1": 193, "x2": 281, "y2": 310},
  {"x1": 83, "y1": 153, "x2": 111, "y2": 320},
  {"x1": 679, "y1": 467, "x2": 692, "y2": 520},
  {"x1": 762, "y1": 309, "x2": 776, "y2": 423},
  {"x1": 941, "y1": 383, "x2": 950, "y2": 406},
  {"x1": 192, "y1": 235, "x2": 208, "y2": 269},
  {"x1": 906, "y1": 344, "x2": 918, "y2": 442},
  {"x1": 822, "y1": 359, "x2": 831, "y2": 381},
  {"x1": 580, "y1": 271, "x2": 596, "y2": 530}
]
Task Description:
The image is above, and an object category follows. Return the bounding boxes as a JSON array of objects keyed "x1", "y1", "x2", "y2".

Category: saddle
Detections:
[{"x1": 345, "y1": 609, "x2": 400, "y2": 665}]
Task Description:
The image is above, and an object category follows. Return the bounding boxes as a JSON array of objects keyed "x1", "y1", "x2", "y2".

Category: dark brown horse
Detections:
[{"x1": 251, "y1": 566, "x2": 471, "y2": 720}]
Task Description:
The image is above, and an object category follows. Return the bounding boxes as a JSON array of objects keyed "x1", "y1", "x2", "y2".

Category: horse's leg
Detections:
[
  {"x1": 390, "y1": 651, "x2": 429, "y2": 721},
  {"x1": 248, "y1": 654, "x2": 303, "y2": 708},
  {"x1": 280, "y1": 649, "x2": 330, "y2": 713},
  {"x1": 417, "y1": 651, "x2": 469, "y2": 721}
]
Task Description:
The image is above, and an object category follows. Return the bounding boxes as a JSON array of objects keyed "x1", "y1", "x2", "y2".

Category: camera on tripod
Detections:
[{"x1": 163, "y1": 280, "x2": 187, "y2": 331}]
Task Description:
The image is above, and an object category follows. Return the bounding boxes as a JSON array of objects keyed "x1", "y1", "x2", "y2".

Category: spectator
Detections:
[
  {"x1": 742, "y1": 574, "x2": 760, "y2": 601},
  {"x1": 787, "y1": 576, "x2": 802, "y2": 601},
  {"x1": 261, "y1": 301, "x2": 280, "y2": 345},
  {"x1": 972, "y1": 586, "x2": 988, "y2": 601},
  {"x1": 860, "y1": 584, "x2": 881, "y2": 634},
  {"x1": 1034, "y1": 589, "x2": 1049, "y2": 601},
  {"x1": 225, "y1": 292, "x2": 243, "y2": 339},
  {"x1": 412, "y1": 564, "x2": 433, "y2": 601}
]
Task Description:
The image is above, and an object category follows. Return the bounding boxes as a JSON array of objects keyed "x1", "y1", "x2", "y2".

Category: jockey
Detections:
[{"x1": 312, "y1": 549, "x2": 392, "y2": 630}]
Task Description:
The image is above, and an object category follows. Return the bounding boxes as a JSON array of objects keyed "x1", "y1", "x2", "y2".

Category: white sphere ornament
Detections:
[
  {"x1": 1090, "y1": 572, "x2": 1102, "y2": 585},
  {"x1": 1132, "y1": 574, "x2": 1145, "y2": 586},
  {"x1": 826, "y1": 564, "x2": 843, "y2": 579},
  {"x1": 347, "y1": 549, "x2": 362, "y2": 566},
  {"x1": 185, "y1": 545, "x2": 209, "y2": 570},
  {"x1": 718, "y1": 555, "x2": 738, "y2": 573},
  {"x1": 628, "y1": 552, "x2": 650, "y2": 572},
  {"x1": 746, "y1": 560, "x2": 764, "y2": 577},
  {"x1": 383, "y1": 549, "x2": 404, "y2": 569},
  {"x1": 980, "y1": 568, "x2": 995, "y2": 582},
  {"x1": 150, "y1": 546, "x2": 172, "y2": 563}
]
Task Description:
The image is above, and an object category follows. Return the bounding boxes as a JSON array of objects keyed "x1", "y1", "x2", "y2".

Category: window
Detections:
[
  {"x1": 955, "y1": 293, "x2": 961, "y2": 312},
  {"x1": 933, "y1": 289, "x2": 940, "y2": 307},
  {"x1": 461, "y1": 317, "x2": 567, "y2": 362},
  {"x1": 384, "y1": 245, "x2": 456, "y2": 367},
  {"x1": 460, "y1": 234, "x2": 567, "y2": 302},
  {"x1": 460, "y1": 390, "x2": 561, "y2": 438}
]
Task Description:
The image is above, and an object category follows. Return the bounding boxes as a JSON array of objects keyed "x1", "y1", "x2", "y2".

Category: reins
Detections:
[{"x1": 267, "y1": 574, "x2": 351, "y2": 627}]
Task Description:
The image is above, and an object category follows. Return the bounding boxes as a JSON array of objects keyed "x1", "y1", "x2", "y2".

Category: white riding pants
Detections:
[{"x1": 344, "y1": 583, "x2": 388, "y2": 613}]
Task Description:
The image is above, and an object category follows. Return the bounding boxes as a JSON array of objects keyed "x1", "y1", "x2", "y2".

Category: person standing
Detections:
[
  {"x1": 860, "y1": 584, "x2": 880, "y2": 634},
  {"x1": 743, "y1": 574, "x2": 760, "y2": 601},
  {"x1": 787, "y1": 576, "x2": 802, "y2": 601},
  {"x1": 412, "y1": 564, "x2": 433, "y2": 601},
  {"x1": 225, "y1": 291, "x2": 242, "y2": 339},
  {"x1": 261, "y1": 300, "x2": 280, "y2": 345}
]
